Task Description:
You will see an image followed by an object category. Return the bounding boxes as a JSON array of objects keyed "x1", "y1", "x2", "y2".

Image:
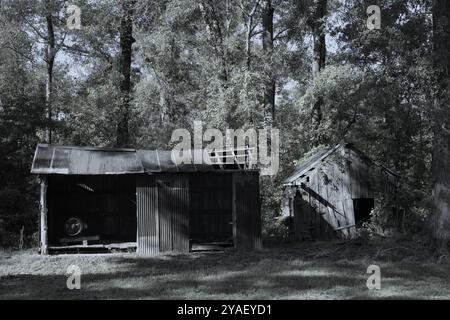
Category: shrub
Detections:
[{"x1": 0, "y1": 188, "x2": 38, "y2": 249}]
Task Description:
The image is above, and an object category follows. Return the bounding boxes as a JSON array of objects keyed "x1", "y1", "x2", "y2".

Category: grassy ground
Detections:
[{"x1": 1, "y1": 237, "x2": 449, "y2": 299}]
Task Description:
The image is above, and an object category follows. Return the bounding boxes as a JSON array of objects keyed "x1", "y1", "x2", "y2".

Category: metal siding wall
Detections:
[
  {"x1": 189, "y1": 174, "x2": 233, "y2": 242},
  {"x1": 158, "y1": 181, "x2": 172, "y2": 252},
  {"x1": 157, "y1": 174, "x2": 189, "y2": 253},
  {"x1": 252, "y1": 172, "x2": 262, "y2": 249},
  {"x1": 136, "y1": 175, "x2": 159, "y2": 254},
  {"x1": 233, "y1": 172, "x2": 261, "y2": 250}
]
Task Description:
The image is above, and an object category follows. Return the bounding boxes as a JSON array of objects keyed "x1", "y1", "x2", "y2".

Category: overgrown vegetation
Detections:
[{"x1": 0, "y1": 0, "x2": 447, "y2": 249}]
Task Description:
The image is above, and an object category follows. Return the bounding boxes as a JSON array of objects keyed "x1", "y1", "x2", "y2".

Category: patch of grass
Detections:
[{"x1": 1, "y1": 239, "x2": 449, "y2": 299}]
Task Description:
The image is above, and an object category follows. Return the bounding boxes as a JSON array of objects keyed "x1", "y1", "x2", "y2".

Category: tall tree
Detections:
[
  {"x1": 13, "y1": 0, "x2": 64, "y2": 143},
  {"x1": 44, "y1": 0, "x2": 56, "y2": 143},
  {"x1": 430, "y1": 0, "x2": 450, "y2": 252},
  {"x1": 199, "y1": 0, "x2": 230, "y2": 83},
  {"x1": 309, "y1": 0, "x2": 327, "y2": 143},
  {"x1": 262, "y1": 0, "x2": 275, "y2": 126},
  {"x1": 117, "y1": 0, "x2": 136, "y2": 147},
  {"x1": 241, "y1": 0, "x2": 261, "y2": 70}
]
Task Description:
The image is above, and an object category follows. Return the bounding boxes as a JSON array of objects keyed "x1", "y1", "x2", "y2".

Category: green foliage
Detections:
[
  {"x1": 0, "y1": 0, "x2": 439, "y2": 246},
  {"x1": 0, "y1": 188, "x2": 38, "y2": 248},
  {"x1": 298, "y1": 65, "x2": 366, "y2": 145}
]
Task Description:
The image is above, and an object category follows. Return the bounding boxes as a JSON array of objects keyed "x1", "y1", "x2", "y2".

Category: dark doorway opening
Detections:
[
  {"x1": 189, "y1": 174, "x2": 234, "y2": 249},
  {"x1": 353, "y1": 198, "x2": 374, "y2": 226},
  {"x1": 47, "y1": 175, "x2": 137, "y2": 246}
]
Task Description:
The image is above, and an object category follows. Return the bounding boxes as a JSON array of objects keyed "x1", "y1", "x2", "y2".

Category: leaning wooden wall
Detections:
[
  {"x1": 290, "y1": 145, "x2": 400, "y2": 241},
  {"x1": 293, "y1": 148, "x2": 375, "y2": 240}
]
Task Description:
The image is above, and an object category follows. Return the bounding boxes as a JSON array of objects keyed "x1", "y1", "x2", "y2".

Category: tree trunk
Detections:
[
  {"x1": 430, "y1": 0, "x2": 450, "y2": 252},
  {"x1": 262, "y1": 0, "x2": 275, "y2": 127},
  {"x1": 310, "y1": 0, "x2": 327, "y2": 144},
  {"x1": 117, "y1": 0, "x2": 136, "y2": 147},
  {"x1": 44, "y1": 0, "x2": 56, "y2": 144},
  {"x1": 246, "y1": 18, "x2": 253, "y2": 70},
  {"x1": 199, "y1": 1, "x2": 229, "y2": 82},
  {"x1": 244, "y1": 1, "x2": 260, "y2": 70},
  {"x1": 311, "y1": 0, "x2": 327, "y2": 78}
]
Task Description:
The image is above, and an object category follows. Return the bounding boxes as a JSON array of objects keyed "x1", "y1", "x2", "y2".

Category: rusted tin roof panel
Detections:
[
  {"x1": 136, "y1": 150, "x2": 161, "y2": 172},
  {"x1": 31, "y1": 144, "x2": 144, "y2": 175},
  {"x1": 137, "y1": 150, "x2": 215, "y2": 172},
  {"x1": 155, "y1": 150, "x2": 179, "y2": 172},
  {"x1": 32, "y1": 145, "x2": 252, "y2": 175}
]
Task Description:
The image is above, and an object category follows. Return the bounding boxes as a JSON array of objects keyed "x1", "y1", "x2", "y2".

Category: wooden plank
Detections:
[
  {"x1": 59, "y1": 235, "x2": 100, "y2": 244},
  {"x1": 339, "y1": 201, "x2": 349, "y2": 238},
  {"x1": 49, "y1": 242, "x2": 137, "y2": 250},
  {"x1": 293, "y1": 191, "x2": 301, "y2": 240},
  {"x1": 324, "y1": 160, "x2": 342, "y2": 231},
  {"x1": 349, "y1": 149, "x2": 371, "y2": 199},
  {"x1": 192, "y1": 242, "x2": 233, "y2": 251},
  {"x1": 344, "y1": 199, "x2": 357, "y2": 237},
  {"x1": 323, "y1": 163, "x2": 338, "y2": 232}
]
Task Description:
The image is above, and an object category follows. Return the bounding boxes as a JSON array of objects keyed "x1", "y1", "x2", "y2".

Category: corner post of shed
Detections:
[
  {"x1": 40, "y1": 175, "x2": 48, "y2": 255},
  {"x1": 231, "y1": 173, "x2": 237, "y2": 249}
]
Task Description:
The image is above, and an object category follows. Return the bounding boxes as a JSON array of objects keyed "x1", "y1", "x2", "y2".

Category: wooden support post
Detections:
[
  {"x1": 40, "y1": 176, "x2": 48, "y2": 255},
  {"x1": 288, "y1": 195, "x2": 295, "y2": 240},
  {"x1": 232, "y1": 173, "x2": 237, "y2": 249}
]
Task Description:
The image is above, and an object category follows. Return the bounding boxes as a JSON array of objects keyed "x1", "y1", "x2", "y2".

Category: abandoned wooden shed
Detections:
[
  {"x1": 31, "y1": 144, "x2": 261, "y2": 254},
  {"x1": 282, "y1": 143, "x2": 400, "y2": 240}
]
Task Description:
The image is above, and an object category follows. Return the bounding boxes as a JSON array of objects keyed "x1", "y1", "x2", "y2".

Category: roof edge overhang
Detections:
[
  {"x1": 31, "y1": 144, "x2": 260, "y2": 175},
  {"x1": 282, "y1": 142, "x2": 401, "y2": 186},
  {"x1": 282, "y1": 144, "x2": 341, "y2": 185},
  {"x1": 36, "y1": 143, "x2": 137, "y2": 152}
]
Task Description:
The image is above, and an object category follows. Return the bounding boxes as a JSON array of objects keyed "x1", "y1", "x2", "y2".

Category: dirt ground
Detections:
[{"x1": 1, "y1": 238, "x2": 449, "y2": 300}]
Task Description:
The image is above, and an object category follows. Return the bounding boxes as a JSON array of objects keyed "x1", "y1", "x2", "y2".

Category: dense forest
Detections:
[{"x1": 0, "y1": 0, "x2": 449, "y2": 253}]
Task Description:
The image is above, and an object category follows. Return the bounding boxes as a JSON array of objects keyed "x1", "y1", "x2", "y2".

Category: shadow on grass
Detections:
[
  {"x1": 1, "y1": 246, "x2": 449, "y2": 299},
  {"x1": 0, "y1": 272, "x2": 361, "y2": 299}
]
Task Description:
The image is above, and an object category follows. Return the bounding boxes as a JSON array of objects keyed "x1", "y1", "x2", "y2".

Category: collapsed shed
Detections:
[
  {"x1": 31, "y1": 144, "x2": 261, "y2": 254},
  {"x1": 282, "y1": 143, "x2": 400, "y2": 240}
]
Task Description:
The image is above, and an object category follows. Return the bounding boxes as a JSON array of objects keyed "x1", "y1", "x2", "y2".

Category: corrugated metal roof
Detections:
[
  {"x1": 31, "y1": 144, "x2": 250, "y2": 175},
  {"x1": 31, "y1": 144, "x2": 144, "y2": 175},
  {"x1": 136, "y1": 149, "x2": 216, "y2": 173},
  {"x1": 282, "y1": 143, "x2": 400, "y2": 185}
]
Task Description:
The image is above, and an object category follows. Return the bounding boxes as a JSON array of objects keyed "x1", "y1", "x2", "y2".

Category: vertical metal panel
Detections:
[
  {"x1": 233, "y1": 171, "x2": 261, "y2": 250},
  {"x1": 158, "y1": 179, "x2": 172, "y2": 252},
  {"x1": 157, "y1": 174, "x2": 189, "y2": 253},
  {"x1": 136, "y1": 174, "x2": 159, "y2": 255}
]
